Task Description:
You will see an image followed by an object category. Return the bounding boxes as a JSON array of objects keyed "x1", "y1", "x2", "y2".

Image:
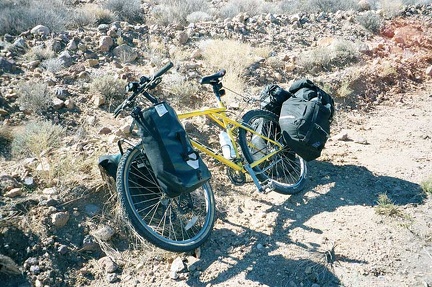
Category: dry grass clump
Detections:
[
  {"x1": 0, "y1": 0, "x2": 71, "y2": 35},
  {"x1": 164, "y1": 72, "x2": 201, "y2": 107},
  {"x1": 41, "y1": 58, "x2": 65, "y2": 74},
  {"x1": 219, "y1": 0, "x2": 276, "y2": 18},
  {"x1": 421, "y1": 177, "x2": 432, "y2": 195},
  {"x1": 375, "y1": 193, "x2": 401, "y2": 217},
  {"x1": 11, "y1": 120, "x2": 65, "y2": 159},
  {"x1": 17, "y1": 81, "x2": 52, "y2": 115},
  {"x1": 357, "y1": 11, "x2": 383, "y2": 33},
  {"x1": 89, "y1": 73, "x2": 126, "y2": 108},
  {"x1": 25, "y1": 45, "x2": 55, "y2": 62},
  {"x1": 200, "y1": 39, "x2": 270, "y2": 94},
  {"x1": 278, "y1": 0, "x2": 359, "y2": 14},
  {"x1": 151, "y1": 0, "x2": 210, "y2": 25},
  {"x1": 0, "y1": 126, "x2": 13, "y2": 158},
  {"x1": 102, "y1": 0, "x2": 143, "y2": 23},
  {"x1": 297, "y1": 40, "x2": 359, "y2": 73}
]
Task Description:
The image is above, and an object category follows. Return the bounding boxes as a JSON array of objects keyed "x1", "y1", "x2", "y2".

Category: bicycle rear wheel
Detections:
[
  {"x1": 238, "y1": 109, "x2": 307, "y2": 194},
  {"x1": 116, "y1": 145, "x2": 215, "y2": 252}
]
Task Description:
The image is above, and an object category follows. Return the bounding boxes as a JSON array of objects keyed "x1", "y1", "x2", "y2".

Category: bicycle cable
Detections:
[{"x1": 223, "y1": 85, "x2": 261, "y2": 121}]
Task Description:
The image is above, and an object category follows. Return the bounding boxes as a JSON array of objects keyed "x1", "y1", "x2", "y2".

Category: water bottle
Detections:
[{"x1": 219, "y1": 131, "x2": 235, "y2": 159}]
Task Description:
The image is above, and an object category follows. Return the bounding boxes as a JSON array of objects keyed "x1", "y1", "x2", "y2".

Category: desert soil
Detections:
[
  {"x1": 88, "y1": 81, "x2": 431, "y2": 287},
  {"x1": 2, "y1": 80, "x2": 432, "y2": 287}
]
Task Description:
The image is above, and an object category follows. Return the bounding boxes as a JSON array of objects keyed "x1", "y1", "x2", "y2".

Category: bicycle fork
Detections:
[{"x1": 243, "y1": 164, "x2": 274, "y2": 193}]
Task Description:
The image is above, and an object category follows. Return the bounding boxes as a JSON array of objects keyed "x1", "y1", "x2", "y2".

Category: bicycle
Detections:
[{"x1": 113, "y1": 62, "x2": 307, "y2": 252}]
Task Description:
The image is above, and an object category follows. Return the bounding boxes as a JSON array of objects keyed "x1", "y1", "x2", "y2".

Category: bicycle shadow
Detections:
[{"x1": 187, "y1": 161, "x2": 425, "y2": 286}]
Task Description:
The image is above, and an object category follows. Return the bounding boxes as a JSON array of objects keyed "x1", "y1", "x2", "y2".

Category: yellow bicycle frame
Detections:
[{"x1": 177, "y1": 104, "x2": 284, "y2": 174}]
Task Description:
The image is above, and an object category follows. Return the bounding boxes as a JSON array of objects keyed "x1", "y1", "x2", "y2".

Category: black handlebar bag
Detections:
[{"x1": 132, "y1": 102, "x2": 211, "y2": 198}]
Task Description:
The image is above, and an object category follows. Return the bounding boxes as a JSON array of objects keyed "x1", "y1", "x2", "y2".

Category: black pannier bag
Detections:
[
  {"x1": 279, "y1": 79, "x2": 335, "y2": 162},
  {"x1": 131, "y1": 102, "x2": 211, "y2": 198},
  {"x1": 260, "y1": 84, "x2": 292, "y2": 116}
]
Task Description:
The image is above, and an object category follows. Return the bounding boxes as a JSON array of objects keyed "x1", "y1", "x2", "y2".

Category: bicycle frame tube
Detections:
[{"x1": 177, "y1": 108, "x2": 284, "y2": 172}]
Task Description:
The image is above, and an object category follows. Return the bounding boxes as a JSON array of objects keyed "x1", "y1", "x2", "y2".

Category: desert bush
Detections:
[
  {"x1": 279, "y1": 0, "x2": 359, "y2": 14},
  {"x1": 421, "y1": 177, "x2": 432, "y2": 195},
  {"x1": 89, "y1": 73, "x2": 126, "y2": 107},
  {"x1": 41, "y1": 58, "x2": 64, "y2": 73},
  {"x1": 357, "y1": 11, "x2": 383, "y2": 34},
  {"x1": 378, "y1": 0, "x2": 404, "y2": 18},
  {"x1": 25, "y1": 45, "x2": 55, "y2": 61},
  {"x1": 0, "y1": 0, "x2": 72, "y2": 35},
  {"x1": 219, "y1": 0, "x2": 268, "y2": 18},
  {"x1": 186, "y1": 11, "x2": 212, "y2": 23},
  {"x1": 201, "y1": 39, "x2": 270, "y2": 94},
  {"x1": 102, "y1": 0, "x2": 142, "y2": 23},
  {"x1": 70, "y1": 5, "x2": 97, "y2": 28},
  {"x1": 17, "y1": 81, "x2": 52, "y2": 115},
  {"x1": 152, "y1": 0, "x2": 209, "y2": 25},
  {"x1": 0, "y1": 126, "x2": 13, "y2": 158},
  {"x1": 164, "y1": 72, "x2": 200, "y2": 106},
  {"x1": 375, "y1": 193, "x2": 401, "y2": 217},
  {"x1": 297, "y1": 40, "x2": 359, "y2": 73},
  {"x1": 11, "y1": 120, "x2": 65, "y2": 159}
]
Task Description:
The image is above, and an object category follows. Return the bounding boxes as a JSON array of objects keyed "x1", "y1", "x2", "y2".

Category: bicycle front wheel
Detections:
[
  {"x1": 238, "y1": 109, "x2": 307, "y2": 194},
  {"x1": 116, "y1": 145, "x2": 215, "y2": 252}
]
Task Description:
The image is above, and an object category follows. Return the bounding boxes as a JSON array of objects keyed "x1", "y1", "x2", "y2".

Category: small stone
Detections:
[
  {"x1": 31, "y1": 25, "x2": 50, "y2": 37},
  {"x1": 426, "y1": 65, "x2": 432, "y2": 77},
  {"x1": 87, "y1": 59, "x2": 99, "y2": 67},
  {"x1": 52, "y1": 98, "x2": 65, "y2": 110},
  {"x1": 4, "y1": 188, "x2": 23, "y2": 198},
  {"x1": 99, "y1": 127, "x2": 112, "y2": 135},
  {"x1": 23, "y1": 177, "x2": 34, "y2": 187},
  {"x1": 92, "y1": 225, "x2": 115, "y2": 241},
  {"x1": 170, "y1": 270, "x2": 179, "y2": 280},
  {"x1": 257, "y1": 243, "x2": 264, "y2": 250},
  {"x1": 171, "y1": 257, "x2": 185, "y2": 273},
  {"x1": 42, "y1": 187, "x2": 58, "y2": 195},
  {"x1": 99, "y1": 256, "x2": 118, "y2": 273},
  {"x1": 106, "y1": 273, "x2": 118, "y2": 283},
  {"x1": 334, "y1": 131, "x2": 350, "y2": 141},
  {"x1": 29, "y1": 265, "x2": 41, "y2": 274},
  {"x1": 58, "y1": 245, "x2": 68, "y2": 255},
  {"x1": 51, "y1": 211, "x2": 70, "y2": 228},
  {"x1": 85, "y1": 204, "x2": 100, "y2": 216},
  {"x1": 81, "y1": 235, "x2": 99, "y2": 251}
]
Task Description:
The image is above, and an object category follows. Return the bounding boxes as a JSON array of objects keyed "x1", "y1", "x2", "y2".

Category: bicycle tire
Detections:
[
  {"x1": 238, "y1": 109, "x2": 307, "y2": 194},
  {"x1": 116, "y1": 145, "x2": 215, "y2": 252}
]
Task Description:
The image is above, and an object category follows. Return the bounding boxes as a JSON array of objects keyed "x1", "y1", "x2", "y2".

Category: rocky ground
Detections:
[{"x1": 1, "y1": 3, "x2": 432, "y2": 287}]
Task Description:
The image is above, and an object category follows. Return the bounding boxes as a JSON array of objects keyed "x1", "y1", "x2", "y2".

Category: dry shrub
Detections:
[
  {"x1": 375, "y1": 193, "x2": 401, "y2": 217},
  {"x1": 422, "y1": 177, "x2": 432, "y2": 195},
  {"x1": 102, "y1": 0, "x2": 142, "y2": 23},
  {"x1": 379, "y1": 0, "x2": 404, "y2": 18},
  {"x1": 41, "y1": 58, "x2": 64, "y2": 73},
  {"x1": 357, "y1": 11, "x2": 383, "y2": 33},
  {"x1": 0, "y1": 0, "x2": 72, "y2": 35},
  {"x1": 17, "y1": 81, "x2": 52, "y2": 115},
  {"x1": 164, "y1": 72, "x2": 201, "y2": 107},
  {"x1": 25, "y1": 45, "x2": 55, "y2": 61},
  {"x1": 151, "y1": 0, "x2": 209, "y2": 25},
  {"x1": 89, "y1": 73, "x2": 126, "y2": 108},
  {"x1": 83, "y1": 4, "x2": 117, "y2": 25},
  {"x1": 200, "y1": 39, "x2": 270, "y2": 94},
  {"x1": 70, "y1": 4, "x2": 98, "y2": 28},
  {"x1": 0, "y1": 126, "x2": 13, "y2": 158},
  {"x1": 297, "y1": 40, "x2": 359, "y2": 73},
  {"x1": 11, "y1": 120, "x2": 65, "y2": 159}
]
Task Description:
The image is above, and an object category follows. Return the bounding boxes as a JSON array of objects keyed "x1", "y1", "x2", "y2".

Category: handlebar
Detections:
[
  {"x1": 200, "y1": 69, "x2": 226, "y2": 85},
  {"x1": 153, "y1": 62, "x2": 174, "y2": 79},
  {"x1": 113, "y1": 61, "x2": 174, "y2": 117}
]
